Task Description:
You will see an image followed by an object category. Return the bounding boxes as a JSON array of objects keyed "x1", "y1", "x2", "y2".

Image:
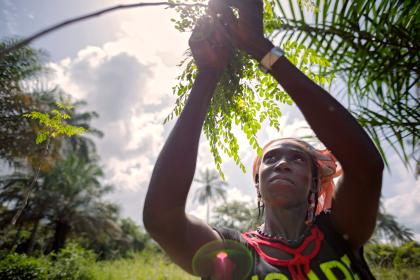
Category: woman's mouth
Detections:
[{"x1": 269, "y1": 177, "x2": 294, "y2": 185}]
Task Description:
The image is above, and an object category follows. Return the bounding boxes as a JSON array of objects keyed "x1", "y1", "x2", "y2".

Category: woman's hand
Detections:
[
  {"x1": 189, "y1": 16, "x2": 233, "y2": 74},
  {"x1": 209, "y1": 0, "x2": 273, "y2": 60}
]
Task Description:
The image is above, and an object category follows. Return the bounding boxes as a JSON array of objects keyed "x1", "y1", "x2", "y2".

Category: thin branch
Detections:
[
  {"x1": 10, "y1": 138, "x2": 51, "y2": 225},
  {"x1": 0, "y1": 1, "x2": 206, "y2": 59}
]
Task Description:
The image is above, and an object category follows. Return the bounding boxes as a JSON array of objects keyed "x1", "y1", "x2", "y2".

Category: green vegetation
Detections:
[
  {"x1": 1, "y1": 242, "x2": 420, "y2": 279},
  {"x1": 169, "y1": 0, "x2": 419, "y2": 176},
  {"x1": 211, "y1": 200, "x2": 262, "y2": 233},
  {"x1": 0, "y1": 41, "x2": 146, "y2": 261},
  {"x1": 22, "y1": 102, "x2": 86, "y2": 145},
  {"x1": 1, "y1": 0, "x2": 418, "y2": 278},
  {"x1": 89, "y1": 250, "x2": 198, "y2": 280}
]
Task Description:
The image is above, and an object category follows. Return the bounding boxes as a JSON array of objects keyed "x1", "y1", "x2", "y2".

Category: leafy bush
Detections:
[
  {"x1": 48, "y1": 243, "x2": 96, "y2": 280},
  {"x1": 365, "y1": 243, "x2": 396, "y2": 268},
  {"x1": 81, "y1": 218, "x2": 149, "y2": 260},
  {"x1": 365, "y1": 241, "x2": 420, "y2": 269},
  {"x1": 393, "y1": 241, "x2": 420, "y2": 269},
  {"x1": 0, "y1": 251, "x2": 49, "y2": 280}
]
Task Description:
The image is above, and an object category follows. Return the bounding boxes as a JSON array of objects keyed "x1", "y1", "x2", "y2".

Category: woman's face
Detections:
[{"x1": 257, "y1": 140, "x2": 313, "y2": 208}]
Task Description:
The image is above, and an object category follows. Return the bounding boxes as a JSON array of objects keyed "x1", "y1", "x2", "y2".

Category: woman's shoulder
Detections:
[
  {"x1": 212, "y1": 227, "x2": 244, "y2": 242},
  {"x1": 315, "y1": 210, "x2": 352, "y2": 247}
]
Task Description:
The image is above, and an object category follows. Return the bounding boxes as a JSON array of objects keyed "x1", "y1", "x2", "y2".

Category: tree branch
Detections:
[
  {"x1": 0, "y1": 1, "x2": 206, "y2": 59},
  {"x1": 10, "y1": 138, "x2": 51, "y2": 225}
]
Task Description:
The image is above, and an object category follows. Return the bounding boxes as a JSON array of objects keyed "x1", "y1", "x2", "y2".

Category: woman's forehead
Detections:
[{"x1": 263, "y1": 139, "x2": 309, "y2": 154}]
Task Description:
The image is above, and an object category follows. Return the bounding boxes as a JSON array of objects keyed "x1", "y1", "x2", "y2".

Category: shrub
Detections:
[
  {"x1": 0, "y1": 251, "x2": 49, "y2": 280},
  {"x1": 365, "y1": 243, "x2": 396, "y2": 268},
  {"x1": 48, "y1": 243, "x2": 96, "y2": 280},
  {"x1": 393, "y1": 241, "x2": 420, "y2": 269},
  {"x1": 365, "y1": 241, "x2": 420, "y2": 270}
]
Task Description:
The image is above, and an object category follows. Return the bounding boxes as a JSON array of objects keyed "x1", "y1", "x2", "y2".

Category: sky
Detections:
[{"x1": 1, "y1": 0, "x2": 419, "y2": 241}]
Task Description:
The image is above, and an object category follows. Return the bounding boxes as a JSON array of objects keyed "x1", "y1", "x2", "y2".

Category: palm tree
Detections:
[
  {"x1": 372, "y1": 207, "x2": 414, "y2": 245},
  {"x1": 41, "y1": 152, "x2": 120, "y2": 252},
  {"x1": 0, "y1": 39, "x2": 46, "y2": 168},
  {"x1": 0, "y1": 173, "x2": 46, "y2": 253},
  {"x1": 193, "y1": 168, "x2": 227, "y2": 223},
  {"x1": 0, "y1": 153, "x2": 121, "y2": 253},
  {"x1": 1, "y1": 40, "x2": 103, "y2": 169},
  {"x1": 267, "y1": 0, "x2": 419, "y2": 171}
]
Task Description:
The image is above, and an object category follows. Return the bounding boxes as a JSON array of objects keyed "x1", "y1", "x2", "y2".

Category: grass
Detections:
[
  {"x1": 370, "y1": 267, "x2": 420, "y2": 280},
  {"x1": 89, "y1": 250, "x2": 199, "y2": 280},
  {"x1": 88, "y1": 250, "x2": 420, "y2": 280}
]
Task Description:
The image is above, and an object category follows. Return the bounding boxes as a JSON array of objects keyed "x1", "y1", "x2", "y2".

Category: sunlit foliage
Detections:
[
  {"x1": 167, "y1": 0, "x2": 333, "y2": 177},
  {"x1": 23, "y1": 102, "x2": 86, "y2": 144}
]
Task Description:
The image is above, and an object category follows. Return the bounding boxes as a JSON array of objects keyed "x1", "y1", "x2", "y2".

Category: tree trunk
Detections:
[
  {"x1": 26, "y1": 219, "x2": 40, "y2": 254},
  {"x1": 51, "y1": 221, "x2": 70, "y2": 252},
  {"x1": 11, "y1": 223, "x2": 23, "y2": 249},
  {"x1": 207, "y1": 201, "x2": 210, "y2": 224}
]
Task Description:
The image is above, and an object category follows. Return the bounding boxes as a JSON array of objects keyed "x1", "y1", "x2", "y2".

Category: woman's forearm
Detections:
[
  {"x1": 253, "y1": 40, "x2": 383, "y2": 170},
  {"x1": 143, "y1": 71, "x2": 220, "y2": 227}
]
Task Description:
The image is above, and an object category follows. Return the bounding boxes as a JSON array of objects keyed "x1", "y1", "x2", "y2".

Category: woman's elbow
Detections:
[
  {"x1": 359, "y1": 151, "x2": 384, "y2": 174},
  {"x1": 143, "y1": 200, "x2": 155, "y2": 232},
  {"x1": 143, "y1": 196, "x2": 185, "y2": 234},
  {"x1": 372, "y1": 153, "x2": 385, "y2": 172}
]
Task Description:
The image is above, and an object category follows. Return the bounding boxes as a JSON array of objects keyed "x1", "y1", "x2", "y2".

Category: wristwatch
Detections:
[{"x1": 259, "y1": 47, "x2": 285, "y2": 73}]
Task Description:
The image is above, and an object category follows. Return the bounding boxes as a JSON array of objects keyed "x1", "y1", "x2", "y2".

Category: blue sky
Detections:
[{"x1": 1, "y1": 0, "x2": 419, "y2": 241}]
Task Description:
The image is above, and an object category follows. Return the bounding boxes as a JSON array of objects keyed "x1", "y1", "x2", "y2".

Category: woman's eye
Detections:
[
  {"x1": 265, "y1": 155, "x2": 276, "y2": 163},
  {"x1": 294, "y1": 155, "x2": 305, "y2": 162}
]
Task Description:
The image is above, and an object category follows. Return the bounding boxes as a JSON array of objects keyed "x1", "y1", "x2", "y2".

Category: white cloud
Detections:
[
  {"x1": 105, "y1": 155, "x2": 153, "y2": 191},
  {"x1": 384, "y1": 190, "x2": 420, "y2": 239},
  {"x1": 46, "y1": 5, "x2": 188, "y2": 199},
  {"x1": 2, "y1": 0, "x2": 18, "y2": 33},
  {"x1": 383, "y1": 153, "x2": 420, "y2": 241}
]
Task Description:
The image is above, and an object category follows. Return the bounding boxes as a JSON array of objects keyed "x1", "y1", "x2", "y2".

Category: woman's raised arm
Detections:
[
  {"x1": 217, "y1": 0, "x2": 384, "y2": 249},
  {"x1": 143, "y1": 17, "x2": 232, "y2": 274}
]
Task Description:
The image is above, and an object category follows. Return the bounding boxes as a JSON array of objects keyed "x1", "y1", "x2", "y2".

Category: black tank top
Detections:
[{"x1": 203, "y1": 212, "x2": 375, "y2": 280}]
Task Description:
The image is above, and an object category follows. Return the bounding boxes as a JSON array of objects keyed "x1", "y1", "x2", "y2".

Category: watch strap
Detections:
[{"x1": 259, "y1": 47, "x2": 285, "y2": 73}]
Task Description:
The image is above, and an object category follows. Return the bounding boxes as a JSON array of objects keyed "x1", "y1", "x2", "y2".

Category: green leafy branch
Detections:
[
  {"x1": 23, "y1": 101, "x2": 86, "y2": 144},
  {"x1": 167, "y1": 0, "x2": 334, "y2": 178},
  {"x1": 11, "y1": 102, "x2": 87, "y2": 225}
]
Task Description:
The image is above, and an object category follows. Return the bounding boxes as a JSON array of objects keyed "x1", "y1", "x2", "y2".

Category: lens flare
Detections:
[{"x1": 192, "y1": 240, "x2": 252, "y2": 280}]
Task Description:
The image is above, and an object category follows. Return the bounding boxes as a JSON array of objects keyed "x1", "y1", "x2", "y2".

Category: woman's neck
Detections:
[{"x1": 263, "y1": 203, "x2": 309, "y2": 240}]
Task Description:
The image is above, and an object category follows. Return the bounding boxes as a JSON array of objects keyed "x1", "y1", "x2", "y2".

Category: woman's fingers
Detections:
[
  {"x1": 213, "y1": 20, "x2": 232, "y2": 48},
  {"x1": 222, "y1": 0, "x2": 247, "y2": 10},
  {"x1": 190, "y1": 16, "x2": 214, "y2": 43},
  {"x1": 223, "y1": 0, "x2": 264, "y2": 16},
  {"x1": 189, "y1": 15, "x2": 233, "y2": 56},
  {"x1": 209, "y1": 0, "x2": 237, "y2": 24},
  {"x1": 207, "y1": 0, "x2": 240, "y2": 46},
  {"x1": 220, "y1": 0, "x2": 264, "y2": 33}
]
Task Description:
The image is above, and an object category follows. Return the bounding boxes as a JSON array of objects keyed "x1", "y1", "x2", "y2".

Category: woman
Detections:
[{"x1": 143, "y1": 0, "x2": 384, "y2": 279}]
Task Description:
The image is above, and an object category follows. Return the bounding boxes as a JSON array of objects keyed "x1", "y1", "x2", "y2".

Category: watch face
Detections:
[
  {"x1": 260, "y1": 47, "x2": 284, "y2": 72},
  {"x1": 272, "y1": 47, "x2": 285, "y2": 57}
]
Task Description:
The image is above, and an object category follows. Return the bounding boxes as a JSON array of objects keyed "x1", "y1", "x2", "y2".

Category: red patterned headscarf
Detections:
[{"x1": 252, "y1": 138, "x2": 342, "y2": 215}]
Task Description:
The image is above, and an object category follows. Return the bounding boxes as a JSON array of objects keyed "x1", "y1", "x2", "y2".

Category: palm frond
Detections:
[{"x1": 270, "y1": 0, "x2": 419, "y2": 171}]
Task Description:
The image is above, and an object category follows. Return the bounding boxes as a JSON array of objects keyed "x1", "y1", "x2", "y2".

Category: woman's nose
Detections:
[{"x1": 274, "y1": 159, "x2": 291, "y2": 171}]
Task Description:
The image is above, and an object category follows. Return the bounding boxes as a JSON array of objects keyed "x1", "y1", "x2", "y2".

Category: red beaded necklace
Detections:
[{"x1": 242, "y1": 226, "x2": 324, "y2": 280}]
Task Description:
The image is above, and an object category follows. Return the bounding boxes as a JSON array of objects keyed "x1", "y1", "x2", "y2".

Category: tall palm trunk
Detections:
[
  {"x1": 11, "y1": 223, "x2": 23, "y2": 249},
  {"x1": 26, "y1": 219, "x2": 40, "y2": 254},
  {"x1": 51, "y1": 220, "x2": 70, "y2": 252}
]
